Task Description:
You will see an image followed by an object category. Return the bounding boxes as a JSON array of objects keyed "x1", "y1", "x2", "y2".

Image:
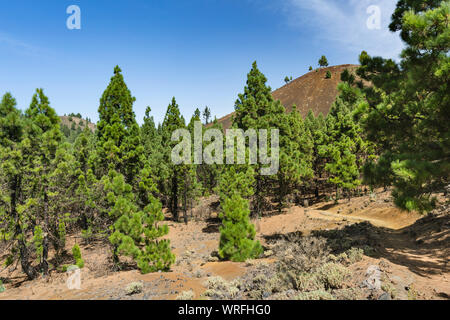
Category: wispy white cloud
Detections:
[
  {"x1": 281, "y1": 0, "x2": 404, "y2": 60},
  {"x1": 0, "y1": 32, "x2": 43, "y2": 56}
]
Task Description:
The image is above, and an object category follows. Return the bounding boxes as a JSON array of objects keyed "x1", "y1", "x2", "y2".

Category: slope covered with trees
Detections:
[{"x1": 0, "y1": 0, "x2": 447, "y2": 287}]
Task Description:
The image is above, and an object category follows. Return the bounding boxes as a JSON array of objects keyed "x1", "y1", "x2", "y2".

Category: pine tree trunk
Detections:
[
  {"x1": 315, "y1": 180, "x2": 319, "y2": 198},
  {"x1": 172, "y1": 175, "x2": 178, "y2": 221},
  {"x1": 19, "y1": 239, "x2": 36, "y2": 280},
  {"x1": 42, "y1": 191, "x2": 49, "y2": 276},
  {"x1": 255, "y1": 175, "x2": 262, "y2": 219},
  {"x1": 183, "y1": 172, "x2": 188, "y2": 225},
  {"x1": 80, "y1": 212, "x2": 88, "y2": 230},
  {"x1": 12, "y1": 175, "x2": 36, "y2": 280},
  {"x1": 112, "y1": 244, "x2": 120, "y2": 270},
  {"x1": 278, "y1": 174, "x2": 284, "y2": 213}
]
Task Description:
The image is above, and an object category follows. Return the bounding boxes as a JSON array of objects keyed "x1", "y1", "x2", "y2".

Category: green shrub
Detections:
[
  {"x1": 325, "y1": 71, "x2": 332, "y2": 79},
  {"x1": 218, "y1": 194, "x2": 263, "y2": 262},
  {"x1": 72, "y1": 244, "x2": 84, "y2": 268}
]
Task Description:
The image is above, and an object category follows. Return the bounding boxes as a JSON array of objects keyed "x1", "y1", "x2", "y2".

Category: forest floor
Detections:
[{"x1": 0, "y1": 190, "x2": 448, "y2": 300}]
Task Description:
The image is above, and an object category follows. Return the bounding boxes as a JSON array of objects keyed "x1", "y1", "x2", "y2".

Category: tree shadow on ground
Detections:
[
  {"x1": 315, "y1": 203, "x2": 339, "y2": 211},
  {"x1": 312, "y1": 214, "x2": 449, "y2": 278},
  {"x1": 202, "y1": 217, "x2": 221, "y2": 234},
  {"x1": 262, "y1": 231, "x2": 304, "y2": 244}
]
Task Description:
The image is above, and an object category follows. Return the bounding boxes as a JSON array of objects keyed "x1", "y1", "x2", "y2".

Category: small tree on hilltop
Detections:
[
  {"x1": 202, "y1": 106, "x2": 211, "y2": 125},
  {"x1": 318, "y1": 55, "x2": 329, "y2": 68},
  {"x1": 218, "y1": 194, "x2": 262, "y2": 262}
]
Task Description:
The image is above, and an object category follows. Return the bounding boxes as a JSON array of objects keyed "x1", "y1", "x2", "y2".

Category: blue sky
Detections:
[{"x1": 0, "y1": 0, "x2": 403, "y2": 124}]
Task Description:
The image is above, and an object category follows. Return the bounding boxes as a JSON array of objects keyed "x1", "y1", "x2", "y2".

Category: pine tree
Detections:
[
  {"x1": 140, "y1": 106, "x2": 165, "y2": 200},
  {"x1": 22, "y1": 89, "x2": 65, "y2": 275},
  {"x1": 95, "y1": 66, "x2": 145, "y2": 185},
  {"x1": 104, "y1": 171, "x2": 175, "y2": 273},
  {"x1": 0, "y1": 89, "x2": 70, "y2": 277},
  {"x1": 47, "y1": 142, "x2": 77, "y2": 259},
  {"x1": 181, "y1": 110, "x2": 204, "y2": 221},
  {"x1": 320, "y1": 96, "x2": 368, "y2": 201},
  {"x1": 71, "y1": 126, "x2": 101, "y2": 236},
  {"x1": 217, "y1": 165, "x2": 255, "y2": 205},
  {"x1": 233, "y1": 61, "x2": 286, "y2": 218},
  {"x1": 318, "y1": 55, "x2": 329, "y2": 68},
  {"x1": 218, "y1": 194, "x2": 262, "y2": 262},
  {"x1": 202, "y1": 106, "x2": 211, "y2": 125},
  {"x1": 356, "y1": 1, "x2": 449, "y2": 212},
  {"x1": 161, "y1": 97, "x2": 186, "y2": 221},
  {"x1": 276, "y1": 106, "x2": 314, "y2": 211},
  {"x1": 0, "y1": 92, "x2": 38, "y2": 279},
  {"x1": 305, "y1": 110, "x2": 327, "y2": 198},
  {"x1": 197, "y1": 118, "x2": 224, "y2": 195}
]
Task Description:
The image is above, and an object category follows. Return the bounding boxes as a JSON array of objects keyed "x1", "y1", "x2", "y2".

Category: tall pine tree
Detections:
[
  {"x1": 357, "y1": 1, "x2": 449, "y2": 212},
  {"x1": 95, "y1": 66, "x2": 145, "y2": 186},
  {"x1": 161, "y1": 97, "x2": 186, "y2": 221}
]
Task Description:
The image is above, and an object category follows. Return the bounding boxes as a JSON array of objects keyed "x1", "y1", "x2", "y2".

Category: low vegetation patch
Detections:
[{"x1": 201, "y1": 235, "x2": 370, "y2": 300}]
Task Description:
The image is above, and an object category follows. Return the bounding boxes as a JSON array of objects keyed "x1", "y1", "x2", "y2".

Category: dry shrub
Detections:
[
  {"x1": 317, "y1": 262, "x2": 350, "y2": 289},
  {"x1": 202, "y1": 276, "x2": 241, "y2": 300},
  {"x1": 176, "y1": 290, "x2": 195, "y2": 300},
  {"x1": 295, "y1": 290, "x2": 335, "y2": 300},
  {"x1": 275, "y1": 236, "x2": 330, "y2": 273},
  {"x1": 294, "y1": 273, "x2": 325, "y2": 292},
  {"x1": 239, "y1": 261, "x2": 283, "y2": 299},
  {"x1": 125, "y1": 282, "x2": 143, "y2": 295},
  {"x1": 333, "y1": 288, "x2": 365, "y2": 300},
  {"x1": 346, "y1": 247, "x2": 364, "y2": 264},
  {"x1": 212, "y1": 235, "x2": 363, "y2": 300}
]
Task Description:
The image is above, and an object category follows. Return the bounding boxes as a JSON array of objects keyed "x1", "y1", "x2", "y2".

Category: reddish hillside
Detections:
[
  {"x1": 213, "y1": 64, "x2": 359, "y2": 130},
  {"x1": 60, "y1": 116, "x2": 96, "y2": 132}
]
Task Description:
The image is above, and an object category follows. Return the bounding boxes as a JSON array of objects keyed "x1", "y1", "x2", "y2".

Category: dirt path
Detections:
[{"x1": 307, "y1": 209, "x2": 388, "y2": 226}]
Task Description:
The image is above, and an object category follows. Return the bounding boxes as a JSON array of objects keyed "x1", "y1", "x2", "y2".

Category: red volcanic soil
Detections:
[{"x1": 213, "y1": 64, "x2": 359, "y2": 130}]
